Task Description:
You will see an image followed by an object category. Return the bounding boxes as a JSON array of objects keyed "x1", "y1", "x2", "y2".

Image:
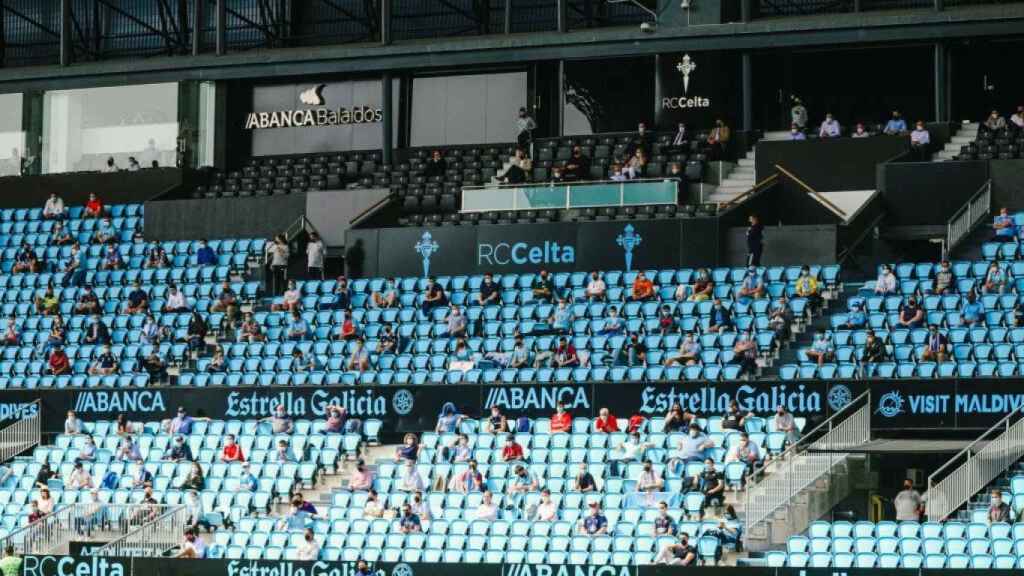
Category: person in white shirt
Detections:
[
  {"x1": 874, "y1": 264, "x2": 897, "y2": 295},
  {"x1": 818, "y1": 114, "x2": 841, "y2": 138},
  {"x1": 306, "y1": 233, "x2": 326, "y2": 280},
  {"x1": 68, "y1": 462, "x2": 93, "y2": 489},
  {"x1": 531, "y1": 489, "x2": 559, "y2": 521},
  {"x1": 163, "y1": 285, "x2": 189, "y2": 313},
  {"x1": 102, "y1": 157, "x2": 118, "y2": 173},
  {"x1": 399, "y1": 460, "x2": 425, "y2": 492},
  {"x1": 64, "y1": 410, "x2": 82, "y2": 435},
  {"x1": 637, "y1": 460, "x2": 664, "y2": 493},
  {"x1": 585, "y1": 271, "x2": 606, "y2": 301},
  {"x1": 475, "y1": 490, "x2": 499, "y2": 521},
  {"x1": 43, "y1": 193, "x2": 66, "y2": 220},
  {"x1": 297, "y1": 528, "x2": 320, "y2": 560},
  {"x1": 910, "y1": 121, "x2": 931, "y2": 161},
  {"x1": 1009, "y1": 106, "x2": 1024, "y2": 129},
  {"x1": 610, "y1": 432, "x2": 650, "y2": 476}
]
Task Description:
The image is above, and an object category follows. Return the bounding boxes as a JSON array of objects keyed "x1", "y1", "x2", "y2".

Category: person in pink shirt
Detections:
[{"x1": 349, "y1": 460, "x2": 374, "y2": 491}]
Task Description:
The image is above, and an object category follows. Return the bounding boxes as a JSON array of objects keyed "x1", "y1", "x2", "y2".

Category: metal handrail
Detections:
[
  {"x1": 743, "y1": 391, "x2": 871, "y2": 543},
  {"x1": 462, "y1": 176, "x2": 679, "y2": 191},
  {"x1": 0, "y1": 502, "x2": 173, "y2": 555},
  {"x1": 0, "y1": 399, "x2": 41, "y2": 462},
  {"x1": 926, "y1": 403, "x2": 1024, "y2": 522},
  {"x1": 945, "y1": 179, "x2": 992, "y2": 256},
  {"x1": 774, "y1": 164, "x2": 847, "y2": 217},
  {"x1": 91, "y1": 504, "x2": 189, "y2": 557},
  {"x1": 721, "y1": 173, "x2": 779, "y2": 209}
]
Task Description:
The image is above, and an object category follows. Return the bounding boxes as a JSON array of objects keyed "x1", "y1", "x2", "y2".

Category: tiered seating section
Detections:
[
  {"x1": 175, "y1": 265, "x2": 838, "y2": 387},
  {"x1": 194, "y1": 152, "x2": 383, "y2": 198},
  {"x1": 953, "y1": 122, "x2": 1024, "y2": 161},
  {"x1": 205, "y1": 414, "x2": 790, "y2": 563},
  {"x1": 0, "y1": 204, "x2": 266, "y2": 389},
  {"x1": 769, "y1": 519, "x2": 1024, "y2": 569},
  {"x1": 12, "y1": 417, "x2": 367, "y2": 540},
  {"x1": 189, "y1": 131, "x2": 719, "y2": 228},
  {"x1": 810, "y1": 257, "x2": 1024, "y2": 380}
]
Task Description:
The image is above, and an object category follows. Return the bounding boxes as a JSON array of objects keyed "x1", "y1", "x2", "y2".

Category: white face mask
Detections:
[{"x1": 689, "y1": 430, "x2": 699, "y2": 438}]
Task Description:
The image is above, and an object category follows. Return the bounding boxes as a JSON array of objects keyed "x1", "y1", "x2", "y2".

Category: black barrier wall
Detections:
[
  {"x1": 9, "y1": 378, "x2": 1024, "y2": 440},
  {"x1": 143, "y1": 193, "x2": 306, "y2": 241},
  {"x1": 345, "y1": 218, "x2": 720, "y2": 278},
  {"x1": 755, "y1": 137, "x2": 908, "y2": 193},
  {"x1": 876, "y1": 160, "x2": 989, "y2": 226},
  {"x1": 0, "y1": 168, "x2": 181, "y2": 209}
]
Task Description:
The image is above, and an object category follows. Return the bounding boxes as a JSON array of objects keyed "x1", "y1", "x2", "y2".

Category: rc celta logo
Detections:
[
  {"x1": 414, "y1": 232, "x2": 439, "y2": 278},
  {"x1": 662, "y1": 53, "x2": 711, "y2": 110},
  {"x1": 616, "y1": 224, "x2": 642, "y2": 272},
  {"x1": 827, "y1": 384, "x2": 853, "y2": 412}
]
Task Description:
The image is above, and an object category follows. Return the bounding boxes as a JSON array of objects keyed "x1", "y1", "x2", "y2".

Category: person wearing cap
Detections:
[
  {"x1": 262, "y1": 405, "x2": 295, "y2": 434},
  {"x1": 165, "y1": 435, "x2": 194, "y2": 462},
  {"x1": 737, "y1": 266, "x2": 764, "y2": 302},
  {"x1": 239, "y1": 463, "x2": 258, "y2": 492},
  {"x1": 841, "y1": 301, "x2": 867, "y2": 330},
  {"x1": 67, "y1": 462, "x2": 93, "y2": 490},
  {"x1": 166, "y1": 407, "x2": 209, "y2": 435},
  {"x1": 49, "y1": 345, "x2": 71, "y2": 375},
  {"x1": 669, "y1": 424, "x2": 715, "y2": 475},
  {"x1": 579, "y1": 502, "x2": 608, "y2": 536}
]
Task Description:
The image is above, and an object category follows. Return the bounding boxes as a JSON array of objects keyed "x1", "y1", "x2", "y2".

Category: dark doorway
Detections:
[{"x1": 949, "y1": 38, "x2": 1024, "y2": 123}]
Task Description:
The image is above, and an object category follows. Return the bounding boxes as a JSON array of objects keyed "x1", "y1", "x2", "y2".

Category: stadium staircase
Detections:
[
  {"x1": 738, "y1": 391, "x2": 872, "y2": 552},
  {"x1": 933, "y1": 123, "x2": 981, "y2": 162},
  {"x1": 705, "y1": 130, "x2": 791, "y2": 206}
]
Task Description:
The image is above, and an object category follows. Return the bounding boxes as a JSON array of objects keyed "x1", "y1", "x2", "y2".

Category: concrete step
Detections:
[
  {"x1": 723, "y1": 176, "x2": 755, "y2": 185},
  {"x1": 738, "y1": 158, "x2": 755, "y2": 167},
  {"x1": 763, "y1": 131, "x2": 791, "y2": 141}
]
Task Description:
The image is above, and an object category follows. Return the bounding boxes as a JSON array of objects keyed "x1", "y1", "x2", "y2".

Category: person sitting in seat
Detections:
[{"x1": 920, "y1": 324, "x2": 948, "y2": 363}]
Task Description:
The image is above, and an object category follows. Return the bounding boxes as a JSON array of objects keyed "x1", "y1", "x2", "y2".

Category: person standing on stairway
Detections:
[{"x1": 746, "y1": 214, "x2": 764, "y2": 267}]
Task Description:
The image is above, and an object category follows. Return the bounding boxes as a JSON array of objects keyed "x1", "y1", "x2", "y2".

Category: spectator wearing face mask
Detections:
[
  {"x1": 874, "y1": 265, "x2": 897, "y2": 295},
  {"x1": 894, "y1": 479, "x2": 924, "y2": 522},
  {"x1": 297, "y1": 528, "x2": 320, "y2": 560},
  {"x1": 909, "y1": 121, "x2": 931, "y2": 161},
  {"x1": 804, "y1": 331, "x2": 834, "y2": 367}
]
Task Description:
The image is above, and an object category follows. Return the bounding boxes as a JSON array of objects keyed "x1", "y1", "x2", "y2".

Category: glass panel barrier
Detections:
[{"x1": 461, "y1": 179, "x2": 678, "y2": 212}]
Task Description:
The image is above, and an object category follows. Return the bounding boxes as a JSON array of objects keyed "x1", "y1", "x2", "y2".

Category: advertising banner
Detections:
[
  {"x1": 22, "y1": 555, "x2": 953, "y2": 576},
  {"x1": 655, "y1": 52, "x2": 739, "y2": 130},
  {"x1": 7, "y1": 378, "x2": 1020, "y2": 439},
  {"x1": 346, "y1": 218, "x2": 718, "y2": 278}
]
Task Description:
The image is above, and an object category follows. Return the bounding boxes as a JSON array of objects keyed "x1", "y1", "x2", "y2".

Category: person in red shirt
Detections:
[
  {"x1": 49, "y1": 346, "x2": 71, "y2": 375},
  {"x1": 550, "y1": 402, "x2": 572, "y2": 433},
  {"x1": 594, "y1": 408, "x2": 620, "y2": 433},
  {"x1": 501, "y1": 435, "x2": 524, "y2": 462},
  {"x1": 220, "y1": 434, "x2": 245, "y2": 463},
  {"x1": 84, "y1": 192, "x2": 104, "y2": 219},
  {"x1": 630, "y1": 271, "x2": 655, "y2": 301},
  {"x1": 339, "y1": 311, "x2": 358, "y2": 340},
  {"x1": 627, "y1": 413, "x2": 647, "y2": 434}
]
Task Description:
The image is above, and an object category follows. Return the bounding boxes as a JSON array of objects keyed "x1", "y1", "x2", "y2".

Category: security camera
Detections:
[
  {"x1": 640, "y1": 21, "x2": 656, "y2": 33},
  {"x1": 680, "y1": 0, "x2": 691, "y2": 8}
]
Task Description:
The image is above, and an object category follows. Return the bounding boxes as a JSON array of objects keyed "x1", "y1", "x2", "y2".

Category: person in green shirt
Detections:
[{"x1": 0, "y1": 545, "x2": 21, "y2": 576}]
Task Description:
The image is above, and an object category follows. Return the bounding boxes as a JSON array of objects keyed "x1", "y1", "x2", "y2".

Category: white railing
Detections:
[
  {"x1": 0, "y1": 502, "x2": 169, "y2": 554},
  {"x1": 92, "y1": 504, "x2": 189, "y2": 557},
  {"x1": 743, "y1": 392, "x2": 871, "y2": 541},
  {"x1": 946, "y1": 180, "x2": 991, "y2": 256},
  {"x1": 0, "y1": 400, "x2": 41, "y2": 462},
  {"x1": 926, "y1": 405, "x2": 1024, "y2": 522}
]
